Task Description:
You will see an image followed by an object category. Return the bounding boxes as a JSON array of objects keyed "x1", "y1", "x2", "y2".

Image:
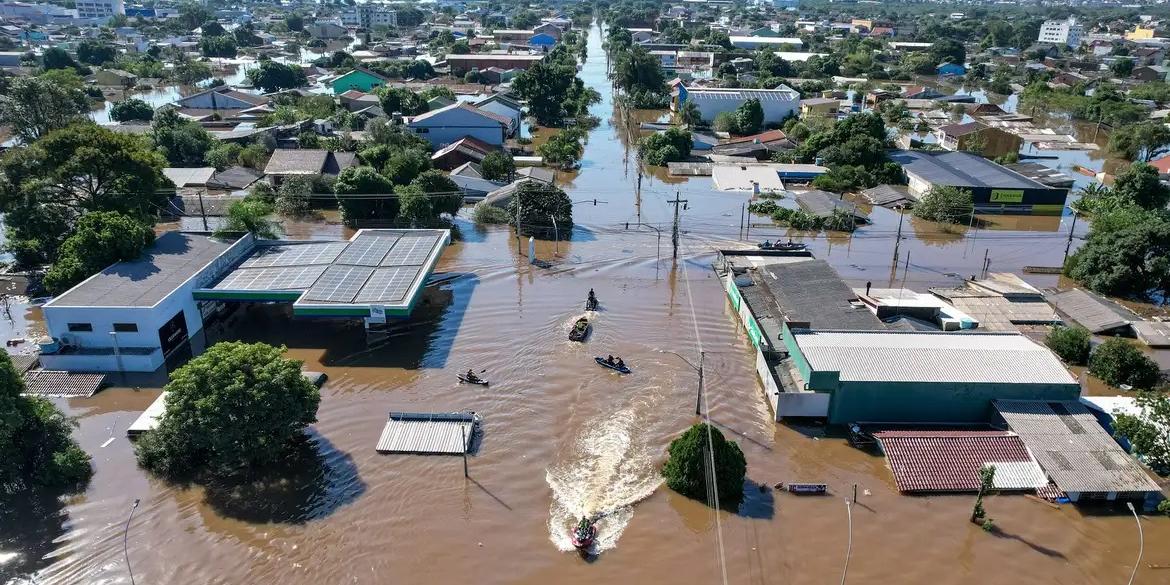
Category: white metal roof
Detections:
[
  {"x1": 790, "y1": 330, "x2": 1077, "y2": 385},
  {"x1": 686, "y1": 85, "x2": 800, "y2": 101}
]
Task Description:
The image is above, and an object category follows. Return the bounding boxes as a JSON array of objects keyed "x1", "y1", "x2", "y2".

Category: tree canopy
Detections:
[
  {"x1": 410, "y1": 169, "x2": 462, "y2": 216},
  {"x1": 0, "y1": 76, "x2": 90, "y2": 144},
  {"x1": 507, "y1": 180, "x2": 573, "y2": 237},
  {"x1": 0, "y1": 123, "x2": 166, "y2": 266},
  {"x1": 335, "y1": 166, "x2": 397, "y2": 227},
  {"x1": 1045, "y1": 325, "x2": 1091, "y2": 366},
  {"x1": 537, "y1": 128, "x2": 586, "y2": 170},
  {"x1": 912, "y1": 186, "x2": 973, "y2": 224},
  {"x1": 662, "y1": 423, "x2": 746, "y2": 508},
  {"x1": 43, "y1": 211, "x2": 155, "y2": 294},
  {"x1": 152, "y1": 108, "x2": 215, "y2": 167},
  {"x1": 135, "y1": 342, "x2": 320, "y2": 480},
  {"x1": 77, "y1": 40, "x2": 116, "y2": 65},
  {"x1": 1088, "y1": 337, "x2": 1161, "y2": 390},
  {"x1": 1113, "y1": 392, "x2": 1170, "y2": 476},
  {"x1": 247, "y1": 59, "x2": 308, "y2": 93},
  {"x1": 639, "y1": 127, "x2": 693, "y2": 166},
  {"x1": 480, "y1": 150, "x2": 515, "y2": 182},
  {"x1": 512, "y1": 48, "x2": 598, "y2": 126},
  {"x1": 0, "y1": 351, "x2": 92, "y2": 493},
  {"x1": 1065, "y1": 207, "x2": 1170, "y2": 301},
  {"x1": 110, "y1": 98, "x2": 155, "y2": 122},
  {"x1": 215, "y1": 199, "x2": 281, "y2": 240}
]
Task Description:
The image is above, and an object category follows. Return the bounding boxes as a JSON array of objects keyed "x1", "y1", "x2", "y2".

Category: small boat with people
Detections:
[
  {"x1": 569, "y1": 317, "x2": 591, "y2": 342},
  {"x1": 458, "y1": 369, "x2": 489, "y2": 386},
  {"x1": 594, "y1": 355, "x2": 630, "y2": 374},
  {"x1": 585, "y1": 288, "x2": 599, "y2": 311},
  {"x1": 570, "y1": 516, "x2": 597, "y2": 549},
  {"x1": 758, "y1": 239, "x2": 807, "y2": 252}
]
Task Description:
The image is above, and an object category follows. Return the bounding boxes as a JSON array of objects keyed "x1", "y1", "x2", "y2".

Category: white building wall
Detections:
[
  {"x1": 1038, "y1": 18, "x2": 1082, "y2": 47},
  {"x1": 75, "y1": 0, "x2": 123, "y2": 20},
  {"x1": 41, "y1": 234, "x2": 255, "y2": 372},
  {"x1": 689, "y1": 93, "x2": 798, "y2": 124},
  {"x1": 409, "y1": 108, "x2": 506, "y2": 148}
]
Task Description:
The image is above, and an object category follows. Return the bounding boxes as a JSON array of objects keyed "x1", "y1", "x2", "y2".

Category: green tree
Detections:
[
  {"x1": 1065, "y1": 207, "x2": 1170, "y2": 300},
  {"x1": 274, "y1": 176, "x2": 312, "y2": 217},
  {"x1": 200, "y1": 35, "x2": 238, "y2": 58},
  {"x1": 538, "y1": 128, "x2": 586, "y2": 169},
  {"x1": 0, "y1": 76, "x2": 89, "y2": 143},
  {"x1": 930, "y1": 39, "x2": 966, "y2": 65},
  {"x1": 410, "y1": 169, "x2": 462, "y2": 215},
  {"x1": 42, "y1": 211, "x2": 155, "y2": 294},
  {"x1": 662, "y1": 423, "x2": 746, "y2": 508},
  {"x1": 913, "y1": 185, "x2": 973, "y2": 224},
  {"x1": 383, "y1": 149, "x2": 431, "y2": 185},
  {"x1": 1109, "y1": 123, "x2": 1170, "y2": 163},
  {"x1": 1113, "y1": 392, "x2": 1170, "y2": 475},
  {"x1": 152, "y1": 108, "x2": 215, "y2": 166},
  {"x1": 38, "y1": 67, "x2": 86, "y2": 91},
  {"x1": 110, "y1": 98, "x2": 155, "y2": 122},
  {"x1": 0, "y1": 123, "x2": 166, "y2": 266},
  {"x1": 639, "y1": 127, "x2": 692, "y2": 166},
  {"x1": 507, "y1": 180, "x2": 572, "y2": 237},
  {"x1": 334, "y1": 166, "x2": 396, "y2": 227},
  {"x1": 1111, "y1": 58, "x2": 1135, "y2": 78},
  {"x1": 135, "y1": 342, "x2": 320, "y2": 480},
  {"x1": 395, "y1": 184, "x2": 434, "y2": 227},
  {"x1": 178, "y1": 3, "x2": 214, "y2": 30},
  {"x1": 679, "y1": 101, "x2": 702, "y2": 127},
  {"x1": 613, "y1": 46, "x2": 667, "y2": 97},
  {"x1": 733, "y1": 98, "x2": 764, "y2": 135},
  {"x1": 204, "y1": 142, "x2": 242, "y2": 170},
  {"x1": 41, "y1": 46, "x2": 78, "y2": 70},
  {"x1": 285, "y1": 14, "x2": 304, "y2": 32},
  {"x1": 0, "y1": 351, "x2": 92, "y2": 492},
  {"x1": 512, "y1": 59, "x2": 598, "y2": 126},
  {"x1": 215, "y1": 199, "x2": 280, "y2": 239},
  {"x1": 480, "y1": 150, "x2": 515, "y2": 181},
  {"x1": 1045, "y1": 325, "x2": 1091, "y2": 365},
  {"x1": 172, "y1": 57, "x2": 212, "y2": 85},
  {"x1": 970, "y1": 465, "x2": 995, "y2": 525},
  {"x1": 247, "y1": 59, "x2": 308, "y2": 93},
  {"x1": 1111, "y1": 163, "x2": 1170, "y2": 209},
  {"x1": 376, "y1": 87, "x2": 427, "y2": 116},
  {"x1": 200, "y1": 20, "x2": 226, "y2": 37},
  {"x1": 1089, "y1": 338, "x2": 1161, "y2": 389},
  {"x1": 233, "y1": 23, "x2": 262, "y2": 47},
  {"x1": 77, "y1": 40, "x2": 116, "y2": 65}
]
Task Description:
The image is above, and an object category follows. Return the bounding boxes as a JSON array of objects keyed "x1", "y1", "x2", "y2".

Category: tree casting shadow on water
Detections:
[
  {"x1": 201, "y1": 431, "x2": 365, "y2": 524},
  {"x1": 987, "y1": 524, "x2": 1067, "y2": 559}
]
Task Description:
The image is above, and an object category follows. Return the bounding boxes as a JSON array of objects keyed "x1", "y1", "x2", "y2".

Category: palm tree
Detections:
[{"x1": 679, "y1": 101, "x2": 702, "y2": 128}]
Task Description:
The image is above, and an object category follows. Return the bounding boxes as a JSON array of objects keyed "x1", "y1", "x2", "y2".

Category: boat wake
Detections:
[{"x1": 545, "y1": 401, "x2": 664, "y2": 553}]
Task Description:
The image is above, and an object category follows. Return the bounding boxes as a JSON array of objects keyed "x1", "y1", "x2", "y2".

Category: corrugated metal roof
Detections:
[
  {"x1": 1047, "y1": 288, "x2": 1133, "y2": 333},
  {"x1": 22, "y1": 370, "x2": 106, "y2": 397},
  {"x1": 794, "y1": 190, "x2": 865, "y2": 219},
  {"x1": 891, "y1": 150, "x2": 1053, "y2": 191},
  {"x1": 875, "y1": 430, "x2": 1045, "y2": 492},
  {"x1": 791, "y1": 330, "x2": 1077, "y2": 385},
  {"x1": 994, "y1": 400, "x2": 1163, "y2": 494},
  {"x1": 376, "y1": 411, "x2": 479, "y2": 455}
]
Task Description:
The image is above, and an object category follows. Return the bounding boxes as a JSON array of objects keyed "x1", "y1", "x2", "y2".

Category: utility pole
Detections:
[
  {"x1": 695, "y1": 350, "x2": 705, "y2": 415},
  {"x1": 636, "y1": 169, "x2": 643, "y2": 223},
  {"x1": 197, "y1": 190, "x2": 209, "y2": 231},
  {"x1": 892, "y1": 205, "x2": 905, "y2": 263},
  {"x1": 515, "y1": 197, "x2": 522, "y2": 255},
  {"x1": 740, "y1": 203, "x2": 745, "y2": 235},
  {"x1": 669, "y1": 192, "x2": 688, "y2": 259},
  {"x1": 1063, "y1": 212, "x2": 1078, "y2": 263},
  {"x1": 981, "y1": 248, "x2": 990, "y2": 279}
]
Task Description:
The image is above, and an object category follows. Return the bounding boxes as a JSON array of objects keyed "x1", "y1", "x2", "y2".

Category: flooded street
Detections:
[{"x1": 4, "y1": 22, "x2": 1170, "y2": 585}]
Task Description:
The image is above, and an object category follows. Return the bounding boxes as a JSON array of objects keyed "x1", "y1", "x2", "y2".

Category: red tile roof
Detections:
[
  {"x1": 874, "y1": 430, "x2": 1033, "y2": 493},
  {"x1": 1150, "y1": 155, "x2": 1170, "y2": 175},
  {"x1": 723, "y1": 129, "x2": 787, "y2": 145}
]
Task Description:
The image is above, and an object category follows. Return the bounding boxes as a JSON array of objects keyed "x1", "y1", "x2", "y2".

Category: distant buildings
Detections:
[
  {"x1": 406, "y1": 102, "x2": 511, "y2": 148},
  {"x1": 330, "y1": 68, "x2": 390, "y2": 94},
  {"x1": 341, "y1": 3, "x2": 397, "y2": 29},
  {"x1": 76, "y1": 0, "x2": 123, "y2": 19},
  {"x1": 891, "y1": 150, "x2": 1070, "y2": 215},
  {"x1": 444, "y1": 53, "x2": 544, "y2": 76},
  {"x1": 729, "y1": 35, "x2": 803, "y2": 50},
  {"x1": 1037, "y1": 17, "x2": 1083, "y2": 48},
  {"x1": 307, "y1": 21, "x2": 347, "y2": 39},
  {"x1": 934, "y1": 121, "x2": 1022, "y2": 159},
  {"x1": 1125, "y1": 25, "x2": 1156, "y2": 41}
]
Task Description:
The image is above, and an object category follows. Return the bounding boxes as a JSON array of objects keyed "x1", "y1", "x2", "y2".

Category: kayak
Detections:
[
  {"x1": 594, "y1": 357, "x2": 631, "y2": 374},
  {"x1": 570, "y1": 525, "x2": 596, "y2": 549},
  {"x1": 569, "y1": 317, "x2": 591, "y2": 342},
  {"x1": 458, "y1": 375, "x2": 489, "y2": 386},
  {"x1": 758, "y1": 241, "x2": 807, "y2": 251}
]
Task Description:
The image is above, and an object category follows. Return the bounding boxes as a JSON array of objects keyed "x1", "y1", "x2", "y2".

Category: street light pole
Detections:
[
  {"x1": 841, "y1": 499, "x2": 853, "y2": 585},
  {"x1": 694, "y1": 350, "x2": 704, "y2": 416},
  {"x1": 1127, "y1": 502, "x2": 1143, "y2": 585}
]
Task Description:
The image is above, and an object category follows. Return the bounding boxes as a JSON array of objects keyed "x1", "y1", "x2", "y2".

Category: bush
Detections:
[
  {"x1": 480, "y1": 150, "x2": 515, "y2": 181},
  {"x1": 913, "y1": 185, "x2": 973, "y2": 224},
  {"x1": 1046, "y1": 325, "x2": 1091, "y2": 365},
  {"x1": 1158, "y1": 499, "x2": 1170, "y2": 516},
  {"x1": 110, "y1": 98, "x2": 155, "y2": 122},
  {"x1": 135, "y1": 342, "x2": 320, "y2": 480},
  {"x1": 662, "y1": 423, "x2": 746, "y2": 507},
  {"x1": 472, "y1": 201, "x2": 511, "y2": 224},
  {"x1": 748, "y1": 200, "x2": 779, "y2": 215},
  {"x1": 639, "y1": 127, "x2": 692, "y2": 166},
  {"x1": 507, "y1": 180, "x2": 573, "y2": 236},
  {"x1": 1113, "y1": 392, "x2": 1170, "y2": 475},
  {"x1": 1089, "y1": 338, "x2": 1161, "y2": 389},
  {"x1": 275, "y1": 177, "x2": 312, "y2": 217}
]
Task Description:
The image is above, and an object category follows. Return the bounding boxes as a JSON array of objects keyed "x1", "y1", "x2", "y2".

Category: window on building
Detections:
[
  {"x1": 113, "y1": 323, "x2": 138, "y2": 332},
  {"x1": 67, "y1": 323, "x2": 93, "y2": 332}
]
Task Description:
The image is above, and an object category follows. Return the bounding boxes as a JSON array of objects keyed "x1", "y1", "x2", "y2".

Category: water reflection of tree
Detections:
[
  {"x1": 0, "y1": 487, "x2": 70, "y2": 580},
  {"x1": 201, "y1": 431, "x2": 364, "y2": 524},
  {"x1": 908, "y1": 215, "x2": 969, "y2": 247}
]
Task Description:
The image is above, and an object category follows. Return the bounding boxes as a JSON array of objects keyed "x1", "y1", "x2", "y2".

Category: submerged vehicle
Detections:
[
  {"x1": 569, "y1": 317, "x2": 591, "y2": 342},
  {"x1": 570, "y1": 517, "x2": 597, "y2": 549},
  {"x1": 594, "y1": 356, "x2": 631, "y2": 374}
]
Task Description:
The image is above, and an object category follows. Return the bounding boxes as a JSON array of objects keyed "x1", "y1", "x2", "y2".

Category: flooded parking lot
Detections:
[{"x1": 3, "y1": 22, "x2": 1169, "y2": 585}]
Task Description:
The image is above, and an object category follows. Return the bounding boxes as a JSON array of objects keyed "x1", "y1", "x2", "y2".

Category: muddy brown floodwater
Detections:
[{"x1": 4, "y1": 22, "x2": 1170, "y2": 585}]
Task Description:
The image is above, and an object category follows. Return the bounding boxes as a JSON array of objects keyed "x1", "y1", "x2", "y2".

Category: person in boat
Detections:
[
  {"x1": 615, "y1": 357, "x2": 625, "y2": 369},
  {"x1": 588, "y1": 288, "x2": 596, "y2": 303},
  {"x1": 465, "y1": 369, "x2": 480, "y2": 383},
  {"x1": 577, "y1": 516, "x2": 592, "y2": 533},
  {"x1": 762, "y1": 239, "x2": 771, "y2": 248},
  {"x1": 606, "y1": 355, "x2": 615, "y2": 365}
]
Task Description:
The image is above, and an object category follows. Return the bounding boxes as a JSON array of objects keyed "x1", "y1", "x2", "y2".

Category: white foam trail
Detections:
[{"x1": 545, "y1": 399, "x2": 664, "y2": 553}]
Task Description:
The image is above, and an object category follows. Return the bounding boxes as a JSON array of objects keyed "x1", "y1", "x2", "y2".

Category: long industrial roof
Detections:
[
  {"x1": 49, "y1": 232, "x2": 238, "y2": 308},
  {"x1": 890, "y1": 150, "x2": 1058, "y2": 191},
  {"x1": 994, "y1": 400, "x2": 1163, "y2": 494},
  {"x1": 790, "y1": 330, "x2": 1078, "y2": 385},
  {"x1": 195, "y1": 229, "x2": 450, "y2": 317}
]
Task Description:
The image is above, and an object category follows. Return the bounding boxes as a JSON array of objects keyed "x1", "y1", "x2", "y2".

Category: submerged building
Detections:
[
  {"x1": 40, "y1": 229, "x2": 450, "y2": 373},
  {"x1": 890, "y1": 150, "x2": 1070, "y2": 215}
]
